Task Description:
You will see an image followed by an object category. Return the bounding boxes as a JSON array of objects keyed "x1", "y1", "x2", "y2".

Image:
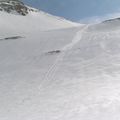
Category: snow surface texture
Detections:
[
  {"x1": 1, "y1": 8, "x2": 120, "y2": 120},
  {"x1": 0, "y1": 11, "x2": 78, "y2": 37}
]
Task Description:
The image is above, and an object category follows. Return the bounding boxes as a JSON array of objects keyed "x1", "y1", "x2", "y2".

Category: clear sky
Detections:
[{"x1": 22, "y1": 0, "x2": 120, "y2": 22}]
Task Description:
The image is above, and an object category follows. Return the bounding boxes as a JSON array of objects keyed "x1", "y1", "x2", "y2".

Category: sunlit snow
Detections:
[{"x1": 0, "y1": 5, "x2": 120, "y2": 120}]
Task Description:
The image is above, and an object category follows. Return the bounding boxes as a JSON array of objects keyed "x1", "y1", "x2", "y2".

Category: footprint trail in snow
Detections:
[{"x1": 40, "y1": 25, "x2": 89, "y2": 88}]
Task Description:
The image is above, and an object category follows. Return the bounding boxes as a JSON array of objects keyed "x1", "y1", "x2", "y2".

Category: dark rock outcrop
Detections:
[{"x1": 0, "y1": 0, "x2": 37, "y2": 15}]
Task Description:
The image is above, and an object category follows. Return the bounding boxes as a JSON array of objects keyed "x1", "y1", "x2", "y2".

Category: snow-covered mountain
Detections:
[
  {"x1": 1, "y1": 1, "x2": 120, "y2": 120},
  {"x1": 0, "y1": 0, "x2": 79, "y2": 35},
  {"x1": 0, "y1": 0, "x2": 41, "y2": 15},
  {"x1": 103, "y1": 17, "x2": 120, "y2": 23},
  {"x1": 0, "y1": 0, "x2": 30, "y2": 15}
]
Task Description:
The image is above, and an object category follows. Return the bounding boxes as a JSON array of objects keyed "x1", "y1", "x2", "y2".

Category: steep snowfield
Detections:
[
  {"x1": 0, "y1": 11, "x2": 79, "y2": 37},
  {"x1": 1, "y1": 9, "x2": 120, "y2": 120}
]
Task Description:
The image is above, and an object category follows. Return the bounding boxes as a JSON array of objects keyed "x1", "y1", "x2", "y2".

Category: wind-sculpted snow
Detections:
[{"x1": 1, "y1": 12, "x2": 120, "y2": 120}]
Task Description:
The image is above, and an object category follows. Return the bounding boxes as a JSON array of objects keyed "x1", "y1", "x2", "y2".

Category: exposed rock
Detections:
[
  {"x1": 0, "y1": 0, "x2": 37, "y2": 15},
  {"x1": 47, "y1": 50, "x2": 61, "y2": 55}
]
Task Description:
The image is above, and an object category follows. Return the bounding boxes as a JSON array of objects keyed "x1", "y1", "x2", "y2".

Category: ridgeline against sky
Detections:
[{"x1": 22, "y1": 0, "x2": 120, "y2": 22}]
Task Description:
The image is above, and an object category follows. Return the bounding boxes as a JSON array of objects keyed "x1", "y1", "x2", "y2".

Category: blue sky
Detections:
[{"x1": 23, "y1": 0, "x2": 120, "y2": 22}]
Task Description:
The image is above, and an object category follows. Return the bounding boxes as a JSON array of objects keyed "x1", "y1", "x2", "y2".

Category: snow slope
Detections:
[
  {"x1": 1, "y1": 5, "x2": 120, "y2": 120},
  {"x1": 0, "y1": 10, "x2": 79, "y2": 37}
]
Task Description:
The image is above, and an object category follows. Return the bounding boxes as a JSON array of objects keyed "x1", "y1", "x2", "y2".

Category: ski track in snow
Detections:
[{"x1": 40, "y1": 25, "x2": 89, "y2": 89}]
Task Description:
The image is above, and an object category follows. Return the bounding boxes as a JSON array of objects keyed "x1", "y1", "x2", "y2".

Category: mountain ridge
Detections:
[{"x1": 0, "y1": 0, "x2": 38, "y2": 15}]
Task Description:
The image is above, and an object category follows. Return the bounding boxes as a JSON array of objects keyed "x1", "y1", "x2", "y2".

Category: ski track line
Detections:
[{"x1": 39, "y1": 25, "x2": 89, "y2": 89}]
